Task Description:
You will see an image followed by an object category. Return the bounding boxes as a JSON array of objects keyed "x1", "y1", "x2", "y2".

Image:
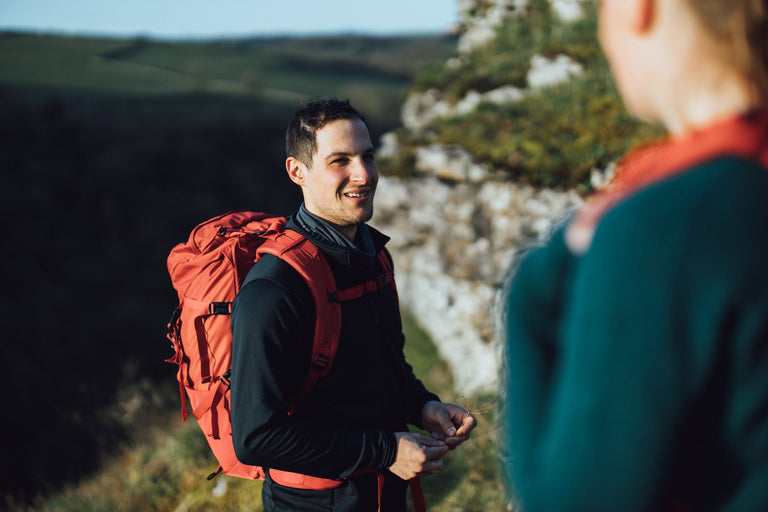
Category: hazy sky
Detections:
[{"x1": 0, "y1": 0, "x2": 459, "y2": 38}]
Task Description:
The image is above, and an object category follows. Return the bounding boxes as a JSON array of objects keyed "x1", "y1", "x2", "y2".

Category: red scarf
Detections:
[{"x1": 566, "y1": 106, "x2": 768, "y2": 254}]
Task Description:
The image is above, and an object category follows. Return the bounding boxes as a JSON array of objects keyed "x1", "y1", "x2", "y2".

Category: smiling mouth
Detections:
[{"x1": 344, "y1": 190, "x2": 370, "y2": 199}]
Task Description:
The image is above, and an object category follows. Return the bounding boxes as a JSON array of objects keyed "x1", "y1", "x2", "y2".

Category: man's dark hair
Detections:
[{"x1": 286, "y1": 98, "x2": 367, "y2": 168}]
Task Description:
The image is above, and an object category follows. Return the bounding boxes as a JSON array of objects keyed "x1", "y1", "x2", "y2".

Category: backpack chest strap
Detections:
[{"x1": 328, "y1": 270, "x2": 394, "y2": 303}]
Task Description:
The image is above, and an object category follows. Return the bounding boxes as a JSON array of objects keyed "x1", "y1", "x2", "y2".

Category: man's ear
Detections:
[{"x1": 286, "y1": 157, "x2": 306, "y2": 186}]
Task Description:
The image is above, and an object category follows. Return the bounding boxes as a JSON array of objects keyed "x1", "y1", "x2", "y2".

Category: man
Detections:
[{"x1": 231, "y1": 98, "x2": 476, "y2": 512}]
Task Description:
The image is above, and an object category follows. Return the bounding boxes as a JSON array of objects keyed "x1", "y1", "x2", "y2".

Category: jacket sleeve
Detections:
[
  {"x1": 388, "y1": 329, "x2": 439, "y2": 428},
  {"x1": 404, "y1": 364, "x2": 441, "y2": 429},
  {"x1": 230, "y1": 269, "x2": 397, "y2": 479}
]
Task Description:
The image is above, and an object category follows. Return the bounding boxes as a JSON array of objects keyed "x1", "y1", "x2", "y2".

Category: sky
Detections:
[{"x1": 0, "y1": 0, "x2": 459, "y2": 39}]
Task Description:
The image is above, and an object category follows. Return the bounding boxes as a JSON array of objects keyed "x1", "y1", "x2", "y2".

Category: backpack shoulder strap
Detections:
[
  {"x1": 257, "y1": 231, "x2": 399, "y2": 411},
  {"x1": 257, "y1": 229, "x2": 342, "y2": 410}
]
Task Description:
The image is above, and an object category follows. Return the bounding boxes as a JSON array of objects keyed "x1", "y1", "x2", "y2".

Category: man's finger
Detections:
[
  {"x1": 419, "y1": 458, "x2": 445, "y2": 475},
  {"x1": 444, "y1": 434, "x2": 470, "y2": 448},
  {"x1": 455, "y1": 413, "x2": 477, "y2": 436},
  {"x1": 414, "y1": 433, "x2": 446, "y2": 447},
  {"x1": 439, "y1": 408, "x2": 460, "y2": 436},
  {"x1": 424, "y1": 444, "x2": 450, "y2": 460}
]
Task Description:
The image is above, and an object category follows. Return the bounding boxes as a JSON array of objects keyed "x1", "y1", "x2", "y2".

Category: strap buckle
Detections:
[
  {"x1": 312, "y1": 354, "x2": 330, "y2": 372},
  {"x1": 209, "y1": 302, "x2": 232, "y2": 315}
]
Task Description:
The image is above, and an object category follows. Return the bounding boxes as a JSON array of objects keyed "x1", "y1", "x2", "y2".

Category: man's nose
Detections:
[{"x1": 350, "y1": 157, "x2": 375, "y2": 182}]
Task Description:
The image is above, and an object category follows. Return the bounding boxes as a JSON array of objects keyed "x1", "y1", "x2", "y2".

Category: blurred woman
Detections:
[{"x1": 501, "y1": 1, "x2": 768, "y2": 511}]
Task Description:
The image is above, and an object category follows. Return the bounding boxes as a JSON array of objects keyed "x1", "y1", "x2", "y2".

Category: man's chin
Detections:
[
  {"x1": 357, "y1": 207, "x2": 374, "y2": 224},
  {"x1": 344, "y1": 203, "x2": 373, "y2": 223}
]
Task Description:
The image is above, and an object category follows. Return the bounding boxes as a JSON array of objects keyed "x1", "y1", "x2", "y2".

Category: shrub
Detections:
[
  {"x1": 394, "y1": 0, "x2": 665, "y2": 190},
  {"x1": 431, "y1": 66, "x2": 664, "y2": 190}
]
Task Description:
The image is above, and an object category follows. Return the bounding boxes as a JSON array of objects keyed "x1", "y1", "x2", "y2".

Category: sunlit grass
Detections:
[{"x1": 403, "y1": 311, "x2": 510, "y2": 512}]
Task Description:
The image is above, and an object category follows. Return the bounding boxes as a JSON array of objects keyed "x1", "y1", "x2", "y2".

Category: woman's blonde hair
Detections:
[{"x1": 686, "y1": 0, "x2": 768, "y2": 96}]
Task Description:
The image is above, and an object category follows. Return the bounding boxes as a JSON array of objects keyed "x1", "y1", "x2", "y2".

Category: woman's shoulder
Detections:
[
  {"x1": 591, "y1": 155, "x2": 768, "y2": 285},
  {"x1": 600, "y1": 155, "x2": 768, "y2": 240}
]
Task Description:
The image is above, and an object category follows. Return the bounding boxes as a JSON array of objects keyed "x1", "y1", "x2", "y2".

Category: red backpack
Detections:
[{"x1": 164, "y1": 210, "x2": 396, "y2": 482}]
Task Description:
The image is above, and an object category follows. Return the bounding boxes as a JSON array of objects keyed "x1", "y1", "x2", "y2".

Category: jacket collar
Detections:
[{"x1": 287, "y1": 208, "x2": 390, "y2": 268}]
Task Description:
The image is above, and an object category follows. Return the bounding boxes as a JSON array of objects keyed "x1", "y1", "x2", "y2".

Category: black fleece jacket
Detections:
[{"x1": 230, "y1": 213, "x2": 438, "y2": 505}]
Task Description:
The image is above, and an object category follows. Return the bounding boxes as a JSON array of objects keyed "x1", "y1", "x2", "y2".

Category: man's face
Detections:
[{"x1": 295, "y1": 117, "x2": 378, "y2": 237}]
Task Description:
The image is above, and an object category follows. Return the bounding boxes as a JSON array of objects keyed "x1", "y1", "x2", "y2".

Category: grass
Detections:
[
  {"x1": 398, "y1": 311, "x2": 509, "y2": 511},
  {"x1": 11, "y1": 310, "x2": 507, "y2": 512},
  {"x1": 8, "y1": 418, "x2": 267, "y2": 512}
]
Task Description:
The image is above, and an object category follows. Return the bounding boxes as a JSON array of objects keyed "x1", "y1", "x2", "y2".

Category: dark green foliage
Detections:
[
  {"x1": 431, "y1": 68, "x2": 663, "y2": 189},
  {"x1": 0, "y1": 85, "x2": 299, "y2": 500}
]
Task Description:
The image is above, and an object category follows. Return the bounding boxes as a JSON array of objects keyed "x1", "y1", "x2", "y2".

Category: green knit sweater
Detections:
[{"x1": 502, "y1": 156, "x2": 768, "y2": 512}]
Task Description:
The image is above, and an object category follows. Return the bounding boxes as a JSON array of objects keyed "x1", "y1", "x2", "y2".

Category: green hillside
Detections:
[{"x1": 0, "y1": 32, "x2": 456, "y2": 127}]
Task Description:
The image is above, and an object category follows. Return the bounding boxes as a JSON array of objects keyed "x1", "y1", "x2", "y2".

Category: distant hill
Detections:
[
  {"x1": 0, "y1": 31, "x2": 457, "y2": 132},
  {"x1": 0, "y1": 30, "x2": 456, "y2": 503}
]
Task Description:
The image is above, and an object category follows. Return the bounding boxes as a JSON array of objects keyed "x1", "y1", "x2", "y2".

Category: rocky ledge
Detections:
[{"x1": 371, "y1": 175, "x2": 582, "y2": 394}]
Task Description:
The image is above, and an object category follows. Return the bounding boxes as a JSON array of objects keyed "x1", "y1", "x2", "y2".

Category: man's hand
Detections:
[
  {"x1": 421, "y1": 401, "x2": 477, "y2": 449},
  {"x1": 388, "y1": 432, "x2": 449, "y2": 480}
]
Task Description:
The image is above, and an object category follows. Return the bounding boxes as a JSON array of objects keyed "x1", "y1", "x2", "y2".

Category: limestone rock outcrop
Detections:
[
  {"x1": 371, "y1": 176, "x2": 582, "y2": 393},
  {"x1": 372, "y1": 0, "x2": 595, "y2": 394}
]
